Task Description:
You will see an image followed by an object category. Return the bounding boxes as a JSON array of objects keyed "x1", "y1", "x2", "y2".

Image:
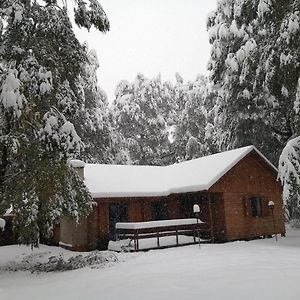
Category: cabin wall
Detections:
[
  {"x1": 210, "y1": 193, "x2": 226, "y2": 241},
  {"x1": 59, "y1": 217, "x2": 88, "y2": 251},
  {"x1": 90, "y1": 195, "x2": 198, "y2": 249},
  {"x1": 88, "y1": 193, "x2": 208, "y2": 249},
  {"x1": 64, "y1": 191, "x2": 221, "y2": 250},
  {"x1": 87, "y1": 205, "x2": 99, "y2": 249},
  {"x1": 210, "y1": 152, "x2": 285, "y2": 241}
]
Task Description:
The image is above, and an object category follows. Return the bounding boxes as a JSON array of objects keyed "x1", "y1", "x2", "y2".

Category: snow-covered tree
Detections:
[
  {"x1": 208, "y1": 0, "x2": 300, "y2": 222},
  {"x1": 111, "y1": 74, "x2": 173, "y2": 166},
  {"x1": 0, "y1": 0, "x2": 109, "y2": 245},
  {"x1": 278, "y1": 136, "x2": 300, "y2": 223},
  {"x1": 207, "y1": 0, "x2": 300, "y2": 164},
  {"x1": 0, "y1": 217, "x2": 5, "y2": 231},
  {"x1": 111, "y1": 73, "x2": 218, "y2": 165},
  {"x1": 172, "y1": 75, "x2": 217, "y2": 162},
  {"x1": 72, "y1": 44, "x2": 114, "y2": 164}
]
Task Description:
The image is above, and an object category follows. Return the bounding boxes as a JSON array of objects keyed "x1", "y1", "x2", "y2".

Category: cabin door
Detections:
[{"x1": 109, "y1": 204, "x2": 128, "y2": 241}]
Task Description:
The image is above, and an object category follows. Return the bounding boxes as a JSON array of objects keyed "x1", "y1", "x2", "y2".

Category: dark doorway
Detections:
[{"x1": 109, "y1": 204, "x2": 128, "y2": 241}]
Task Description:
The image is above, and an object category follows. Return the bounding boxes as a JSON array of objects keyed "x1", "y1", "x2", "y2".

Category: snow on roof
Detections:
[
  {"x1": 84, "y1": 145, "x2": 277, "y2": 198},
  {"x1": 69, "y1": 159, "x2": 85, "y2": 168}
]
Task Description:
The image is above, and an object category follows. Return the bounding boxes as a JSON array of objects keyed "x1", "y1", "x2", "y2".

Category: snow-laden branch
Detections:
[
  {"x1": 0, "y1": 218, "x2": 6, "y2": 231},
  {"x1": 278, "y1": 136, "x2": 300, "y2": 203}
]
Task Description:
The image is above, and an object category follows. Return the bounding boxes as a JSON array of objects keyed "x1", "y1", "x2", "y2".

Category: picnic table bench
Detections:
[{"x1": 116, "y1": 218, "x2": 210, "y2": 251}]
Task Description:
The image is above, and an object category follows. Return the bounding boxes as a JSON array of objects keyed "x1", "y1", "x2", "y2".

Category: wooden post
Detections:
[
  {"x1": 208, "y1": 192, "x2": 215, "y2": 242},
  {"x1": 176, "y1": 227, "x2": 179, "y2": 245},
  {"x1": 271, "y1": 209, "x2": 278, "y2": 242},
  {"x1": 157, "y1": 229, "x2": 160, "y2": 247},
  {"x1": 134, "y1": 230, "x2": 139, "y2": 251},
  {"x1": 133, "y1": 230, "x2": 136, "y2": 251}
]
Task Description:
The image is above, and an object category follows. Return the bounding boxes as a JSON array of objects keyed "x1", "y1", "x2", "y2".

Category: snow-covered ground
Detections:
[{"x1": 1, "y1": 228, "x2": 300, "y2": 300}]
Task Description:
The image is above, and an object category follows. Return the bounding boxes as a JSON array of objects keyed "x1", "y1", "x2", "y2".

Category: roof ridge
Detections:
[{"x1": 83, "y1": 145, "x2": 277, "y2": 198}]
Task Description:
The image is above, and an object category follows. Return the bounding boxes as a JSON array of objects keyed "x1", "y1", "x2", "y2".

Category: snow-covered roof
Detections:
[
  {"x1": 69, "y1": 159, "x2": 85, "y2": 168},
  {"x1": 84, "y1": 145, "x2": 277, "y2": 198}
]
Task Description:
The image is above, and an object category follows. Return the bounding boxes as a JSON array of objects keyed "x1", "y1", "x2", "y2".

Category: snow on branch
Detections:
[
  {"x1": 278, "y1": 136, "x2": 300, "y2": 203},
  {"x1": 74, "y1": 0, "x2": 110, "y2": 32},
  {"x1": 257, "y1": 0, "x2": 272, "y2": 19},
  {"x1": 0, "y1": 69, "x2": 26, "y2": 118},
  {"x1": 0, "y1": 218, "x2": 6, "y2": 231},
  {"x1": 39, "y1": 108, "x2": 83, "y2": 157}
]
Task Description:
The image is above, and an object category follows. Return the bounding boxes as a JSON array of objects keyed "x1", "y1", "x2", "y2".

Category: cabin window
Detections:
[
  {"x1": 151, "y1": 201, "x2": 169, "y2": 220},
  {"x1": 250, "y1": 197, "x2": 262, "y2": 217}
]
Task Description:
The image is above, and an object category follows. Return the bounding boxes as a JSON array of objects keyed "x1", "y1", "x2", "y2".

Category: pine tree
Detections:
[
  {"x1": 111, "y1": 74, "x2": 172, "y2": 166},
  {"x1": 72, "y1": 44, "x2": 114, "y2": 164},
  {"x1": 0, "y1": 0, "x2": 109, "y2": 245},
  {"x1": 278, "y1": 135, "x2": 300, "y2": 225},
  {"x1": 208, "y1": 0, "x2": 300, "y2": 220},
  {"x1": 172, "y1": 75, "x2": 217, "y2": 162},
  {"x1": 111, "y1": 73, "x2": 217, "y2": 165},
  {"x1": 207, "y1": 0, "x2": 300, "y2": 164}
]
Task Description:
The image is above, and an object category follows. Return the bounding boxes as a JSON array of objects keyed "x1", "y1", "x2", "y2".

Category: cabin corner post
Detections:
[{"x1": 208, "y1": 192, "x2": 215, "y2": 242}]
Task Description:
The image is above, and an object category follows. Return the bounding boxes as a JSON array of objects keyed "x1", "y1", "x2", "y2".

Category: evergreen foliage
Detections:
[
  {"x1": 172, "y1": 75, "x2": 217, "y2": 162},
  {"x1": 111, "y1": 73, "x2": 216, "y2": 165},
  {"x1": 278, "y1": 135, "x2": 300, "y2": 222},
  {"x1": 111, "y1": 74, "x2": 173, "y2": 166},
  {"x1": 207, "y1": 0, "x2": 300, "y2": 164},
  {"x1": 71, "y1": 44, "x2": 114, "y2": 164},
  {"x1": 208, "y1": 0, "x2": 300, "y2": 220},
  {"x1": 0, "y1": 0, "x2": 109, "y2": 245}
]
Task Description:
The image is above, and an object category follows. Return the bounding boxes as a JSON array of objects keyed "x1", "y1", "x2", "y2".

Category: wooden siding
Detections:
[
  {"x1": 88, "y1": 195, "x2": 205, "y2": 249},
  {"x1": 210, "y1": 193, "x2": 226, "y2": 241},
  {"x1": 209, "y1": 151, "x2": 285, "y2": 241},
  {"x1": 59, "y1": 217, "x2": 88, "y2": 251},
  {"x1": 60, "y1": 149, "x2": 285, "y2": 251}
]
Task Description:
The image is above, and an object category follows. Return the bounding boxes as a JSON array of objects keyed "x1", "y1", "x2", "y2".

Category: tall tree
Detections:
[
  {"x1": 172, "y1": 75, "x2": 217, "y2": 162},
  {"x1": 207, "y1": 0, "x2": 300, "y2": 164},
  {"x1": 278, "y1": 135, "x2": 300, "y2": 223},
  {"x1": 111, "y1": 74, "x2": 173, "y2": 166},
  {"x1": 0, "y1": 0, "x2": 109, "y2": 245},
  {"x1": 208, "y1": 0, "x2": 300, "y2": 220},
  {"x1": 72, "y1": 44, "x2": 114, "y2": 164}
]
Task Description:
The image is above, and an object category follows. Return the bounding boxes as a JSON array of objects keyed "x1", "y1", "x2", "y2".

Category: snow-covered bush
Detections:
[{"x1": 2, "y1": 251, "x2": 118, "y2": 273}]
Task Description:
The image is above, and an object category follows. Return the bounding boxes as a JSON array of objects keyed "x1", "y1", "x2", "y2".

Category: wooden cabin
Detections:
[{"x1": 59, "y1": 146, "x2": 285, "y2": 251}]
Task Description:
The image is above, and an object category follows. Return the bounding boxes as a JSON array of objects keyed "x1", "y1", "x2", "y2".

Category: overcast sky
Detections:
[{"x1": 75, "y1": 0, "x2": 217, "y2": 102}]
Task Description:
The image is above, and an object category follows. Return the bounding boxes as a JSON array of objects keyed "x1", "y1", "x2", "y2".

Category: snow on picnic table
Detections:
[
  {"x1": 1, "y1": 228, "x2": 300, "y2": 300},
  {"x1": 115, "y1": 218, "x2": 201, "y2": 229}
]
